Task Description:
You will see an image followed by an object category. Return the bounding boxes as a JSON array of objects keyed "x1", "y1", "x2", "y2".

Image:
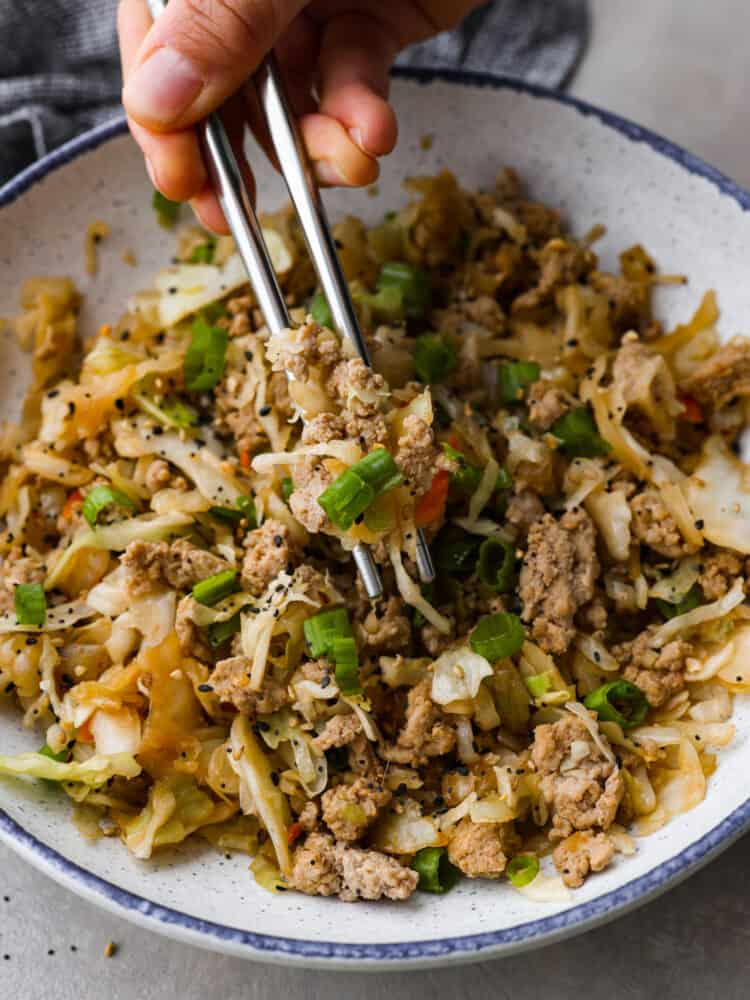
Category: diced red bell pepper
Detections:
[
  {"x1": 61, "y1": 489, "x2": 83, "y2": 520},
  {"x1": 287, "y1": 822, "x2": 304, "y2": 847},
  {"x1": 679, "y1": 393, "x2": 703, "y2": 423},
  {"x1": 414, "y1": 469, "x2": 450, "y2": 527}
]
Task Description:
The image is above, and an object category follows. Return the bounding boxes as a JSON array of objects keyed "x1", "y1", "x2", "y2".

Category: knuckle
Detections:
[{"x1": 172, "y1": 0, "x2": 272, "y2": 68}]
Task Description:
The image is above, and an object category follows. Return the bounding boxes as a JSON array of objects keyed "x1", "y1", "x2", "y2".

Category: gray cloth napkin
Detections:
[{"x1": 0, "y1": 0, "x2": 588, "y2": 185}]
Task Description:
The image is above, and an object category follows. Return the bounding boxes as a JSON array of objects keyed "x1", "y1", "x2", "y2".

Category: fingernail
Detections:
[
  {"x1": 123, "y1": 47, "x2": 203, "y2": 125},
  {"x1": 348, "y1": 126, "x2": 372, "y2": 156},
  {"x1": 314, "y1": 159, "x2": 348, "y2": 186}
]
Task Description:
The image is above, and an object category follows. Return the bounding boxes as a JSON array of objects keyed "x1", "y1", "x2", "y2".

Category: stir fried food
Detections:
[{"x1": 2, "y1": 167, "x2": 749, "y2": 902}]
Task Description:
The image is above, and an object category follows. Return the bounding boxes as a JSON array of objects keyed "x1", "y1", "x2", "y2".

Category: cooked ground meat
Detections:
[
  {"x1": 531, "y1": 715, "x2": 623, "y2": 841},
  {"x1": 504, "y1": 489, "x2": 545, "y2": 537},
  {"x1": 553, "y1": 831, "x2": 615, "y2": 888},
  {"x1": 241, "y1": 519, "x2": 298, "y2": 595},
  {"x1": 447, "y1": 817, "x2": 520, "y2": 879},
  {"x1": 613, "y1": 626, "x2": 692, "y2": 708},
  {"x1": 698, "y1": 551, "x2": 745, "y2": 600},
  {"x1": 144, "y1": 458, "x2": 172, "y2": 493},
  {"x1": 174, "y1": 595, "x2": 212, "y2": 661},
  {"x1": 395, "y1": 413, "x2": 440, "y2": 495},
  {"x1": 420, "y1": 619, "x2": 456, "y2": 657},
  {"x1": 289, "y1": 457, "x2": 333, "y2": 533},
  {"x1": 301, "y1": 413, "x2": 346, "y2": 445},
  {"x1": 629, "y1": 491, "x2": 694, "y2": 558},
  {"x1": 208, "y1": 655, "x2": 289, "y2": 715},
  {"x1": 588, "y1": 270, "x2": 649, "y2": 333},
  {"x1": 123, "y1": 539, "x2": 228, "y2": 595},
  {"x1": 512, "y1": 239, "x2": 595, "y2": 313},
  {"x1": 289, "y1": 832, "x2": 418, "y2": 901},
  {"x1": 312, "y1": 714, "x2": 363, "y2": 752},
  {"x1": 357, "y1": 596, "x2": 411, "y2": 654},
  {"x1": 327, "y1": 358, "x2": 387, "y2": 417},
  {"x1": 380, "y1": 677, "x2": 455, "y2": 766},
  {"x1": 519, "y1": 509, "x2": 599, "y2": 654},
  {"x1": 526, "y1": 382, "x2": 571, "y2": 430},
  {"x1": 684, "y1": 336, "x2": 750, "y2": 409},
  {"x1": 321, "y1": 777, "x2": 392, "y2": 842}
]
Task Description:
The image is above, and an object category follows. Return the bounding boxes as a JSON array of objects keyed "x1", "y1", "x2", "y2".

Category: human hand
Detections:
[{"x1": 118, "y1": 0, "x2": 482, "y2": 232}]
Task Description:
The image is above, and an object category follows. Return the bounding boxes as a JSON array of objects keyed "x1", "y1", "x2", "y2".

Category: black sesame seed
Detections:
[{"x1": 259, "y1": 404, "x2": 271, "y2": 416}]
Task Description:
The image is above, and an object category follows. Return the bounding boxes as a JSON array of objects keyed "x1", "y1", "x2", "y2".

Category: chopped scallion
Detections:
[
  {"x1": 506, "y1": 854, "x2": 540, "y2": 888},
  {"x1": 413, "y1": 334, "x2": 456, "y2": 384},
  {"x1": 207, "y1": 612, "x2": 242, "y2": 647},
  {"x1": 82, "y1": 485, "x2": 135, "y2": 529},
  {"x1": 551, "y1": 407, "x2": 610, "y2": 458},
  {"x1": 192, "y1": 569, "x2": 239, "y2": 607},
  {"x1": 469, "y1": 612, "x2": 525, "y2": 661},
  {"x1": 584, "y1": 680, "x2": 648, "y2": 729},
  {"x1": 188, "y1": 240, "x2": 216, "y2": 264},
  {"x1": 432, "y1": 526, "x2": 482, "y2": 577},
  {"x1": 310, "y1": 290, "x2": 333, "y2": 328},
  {"x1": 477, "y1": 537, "x2": 516, "y2": 593},
  {"x1": 281, "y1": 477, "x2": 294, "y2": 503},
  {"x1": 411, "y1": 846, "x2": 460, "y2": 894},
  {"x1": 235, "y1": 495, "x2": 258, "y2": 529},
  {"x1": 39, "y1": 743, "x2": 70, "y2": 763},
  {"x1": 14, "y1": 583, "x2": 46, "y2": 627},
  {"x1": 524, "y1": 673, "x2": 551, "y2": 698},
  {"x1": 184, "y1": 315, "x2": 228, "y2": 391},
  {"x1": 442, "y1": 443, "x2": 511, "y2": 496},
  {"x1": 303, "y1": 608, "x2": 352, "y2": 658},
  {"x1": 330, "y1": 636, "x2": 361, "y2": 695},
  {"x1": 498, "y1": 361, "x2": 540, "y2": 403},
  {"x1": 376, "y1": 261, "x2": 431, "y2": 320},
  {"x1": 655, "y1": 585, "x2": 701, "y2": 621},
  {"x1": 152, "y1": 189, "x2": 181, "y2": 228},
  {"x1": 317, "y1": 449, "x2": 403, "y2": 530}
]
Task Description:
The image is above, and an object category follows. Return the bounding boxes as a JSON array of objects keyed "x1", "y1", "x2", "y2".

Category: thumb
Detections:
[{"x1": 122, "y1": 0, "x2": 305, "y2": 132}]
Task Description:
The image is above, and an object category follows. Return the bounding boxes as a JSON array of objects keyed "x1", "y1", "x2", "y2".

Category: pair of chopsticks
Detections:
[{"x1": 146, "y1": 2, "x2": 434, "y2": 598}]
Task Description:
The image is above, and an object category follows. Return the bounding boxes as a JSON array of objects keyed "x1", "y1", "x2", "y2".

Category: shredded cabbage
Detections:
[
  {"x1": 229, "y1": 715, "x2": 291, "y2": 874},
  {"x1": 431, "y1": 645, "x2": 493, "y2": 705},
  {"x1": 0, "y1": 751, "x2": 141, "y2": 785}
]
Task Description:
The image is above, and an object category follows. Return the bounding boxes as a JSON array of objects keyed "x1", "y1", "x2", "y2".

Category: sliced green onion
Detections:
[
  {"x1": 584, "y1": 680, "x2": 648, "y2": 729},
  {"x1": 506, "y1": 854, "x2": 540, "y2": 888},
  {"x1": 411, "y1": 847, "x2": 460, "y2": 894},
  {"x1": 208, "y1": 506, "x2": 243, "y2": 525},
  {"x1": 236, "y1": 495, "x2": 258, "y2": 529},
  {"x1": 152, "y1": 189, "x2": 181, "y2": 228},
  {"x1": 201, "y1": 301, "x2": 227, "y2": 324},
  {"x1": 161, "y1": 397, "x2": 199, "y2": 428},
  {"x1": 524, "y1": 673, "x2": 551, "y2": 698},
  {"x1": 310, "y1": 290, "x2": 333, "y2": 328},
  {"x1": 478, "y1": 537, "x2": 516, "y2": 593},
  {"x1": 192, "y1": 569, "x2": 239, "y2": 607},
  {"x1": 433, "y1": 527, "x2": 482, "y2": 577},
  {"x1": 184, "y1": 315, "x2": 228, "y2": 392},
  {"x1": 317, "y1": 449, "x2": 403, "y2": 530},
  {"x1": 377, "y1": 261, "x2": 431, "y2": 320},
  {"x1": 82, "y1": 485, "x2": 135, "y2": 529},
  {"x1": 498, "y1": 361, "x2": 540, "y2": 403},
  {"x1": 330, "y1": 636, "x2": 361, "y2": 695},
  {"x1": 207, "y1": 612, "x2": 242, "y2": 648},
  {"x1": 442, "y1": 443, "x2": 511, "y2": 496},
  {"x1": 281, "y1": 477, "x2": 294, "y2": 503},
  {"x1": 355, "y1": 285, "x2": 405, "y2": 323},
  {"x1": 189, "y1": 240, "x2": 216, "y2": 264},
  {"x1": 303, "y1": 608, "x2": 352, "y2": 658},
  {"x1": 551, "y1": 407, "x2": 610, "y2": 458},
  {"x1": 655, "y1": 585, "x2": 702, "y2": 621},
  {"x1": 469, "y1": 612, "x2": 525, "y2": 661},
  {"x1": 413, "y1": 334, "x2": 456, "y2": 384},
  {"x1": 14, "y1": 583, "x2": 46, "y2": 627},
  {"x1": 39, "y1": 742, "x2": 70, "y2": 763}
]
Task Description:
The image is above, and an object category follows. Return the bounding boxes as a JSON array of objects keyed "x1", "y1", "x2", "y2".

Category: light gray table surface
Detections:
[{"x1": 3, "y1": 1, "x2": 750, "y2": 996}]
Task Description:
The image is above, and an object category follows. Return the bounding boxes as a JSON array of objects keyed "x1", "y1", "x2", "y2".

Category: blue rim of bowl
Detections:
[{"x1": 1, "y1": 66, "x2": 750, "y2": 964}]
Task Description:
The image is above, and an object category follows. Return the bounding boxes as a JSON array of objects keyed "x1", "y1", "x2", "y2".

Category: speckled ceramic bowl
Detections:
[{"x1": 1, "y1": 70, "x2": 750, "y2": 970}]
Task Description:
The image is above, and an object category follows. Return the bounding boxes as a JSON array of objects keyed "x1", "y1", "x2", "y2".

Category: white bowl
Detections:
[{"x1": 1, "y1": 70, "x2": 749, "y2": 970}]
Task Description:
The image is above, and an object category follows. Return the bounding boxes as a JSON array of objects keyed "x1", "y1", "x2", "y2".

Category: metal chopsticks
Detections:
[
  {"x1": 255, "y1": 55, "x2": 435, "y2": 587},
  {"x1": 144, "y1": 1, "x2": 434, "y2": 596}
]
